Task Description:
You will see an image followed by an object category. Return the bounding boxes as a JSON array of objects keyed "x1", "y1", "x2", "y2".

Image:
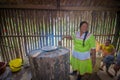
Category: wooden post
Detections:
[{"x1": 113, "y1": 11, "x2": 120, "y2": 50}]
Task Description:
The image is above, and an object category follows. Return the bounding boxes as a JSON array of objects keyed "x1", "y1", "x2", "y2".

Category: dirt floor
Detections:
[
  {"x1": 0, "y1": 57, "x2": 120, "y2": 80},
  {"x1": 10, "y1": 67, "x2": 101, "y2": 80}
]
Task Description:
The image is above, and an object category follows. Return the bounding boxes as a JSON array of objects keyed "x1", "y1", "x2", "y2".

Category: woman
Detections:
[{"x1": 60, "y1": 21, "x2": 96, "y2": 80}]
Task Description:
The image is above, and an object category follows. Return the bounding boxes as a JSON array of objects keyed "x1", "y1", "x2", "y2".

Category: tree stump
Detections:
[{"x1": 28, "y1": 47, "x2": 70, "y2": 80}]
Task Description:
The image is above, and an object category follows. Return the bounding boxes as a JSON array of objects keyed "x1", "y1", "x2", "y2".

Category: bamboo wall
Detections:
[{"x1": 0, "y1": 9, "x2": 120, "y2": 62}]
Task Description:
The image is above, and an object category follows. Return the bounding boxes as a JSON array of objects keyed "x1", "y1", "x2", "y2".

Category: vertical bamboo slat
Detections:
[
  {"x1": 7, "y1": 10, "x2": 15, "y2": 59},
  {"x1": 3, "y1": 9, "x2": 10, "y2": 62}
]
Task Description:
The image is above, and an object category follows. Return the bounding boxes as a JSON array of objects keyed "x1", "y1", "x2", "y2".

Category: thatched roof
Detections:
[
  {"x1": 0, "y1": 0, "x2": 120, "y2": 7},
  {"x1": 0, "y1": 0, "x2": 120, "y2": 10},
  {"x1": 61, "y1": 0, "x2": 120, "y2": 7}
]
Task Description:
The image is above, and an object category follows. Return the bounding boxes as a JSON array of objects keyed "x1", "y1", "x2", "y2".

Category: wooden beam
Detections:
[
  {"x1": 0, "y1": 5, "x2": 57, "y2": 10},
  {"x1": 0, "y1": 5, "x2": 120, "y2": 11},
  {"x1": 0, "y1": 34, "x2": 119, "y2": 37},
  {"x1": 60, "y1": 6, "x2": 120, "y2": 11}
]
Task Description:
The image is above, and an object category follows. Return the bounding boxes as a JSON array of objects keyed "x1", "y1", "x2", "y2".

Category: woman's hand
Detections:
[
  {"x1": 58, "y1": 35, "x2": 72, "y2": 46},
  {"x1": 63, "y1": 35, "x2": 72, "y2": 40}
]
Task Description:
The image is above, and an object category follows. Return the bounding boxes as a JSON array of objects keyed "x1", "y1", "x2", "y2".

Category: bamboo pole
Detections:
[
  {"x1": 5, "y1": 9, "x2": 14, "y2": 60},
  {"x1": 3, "y1": 9, "x2": 10, "y2": 62},
  {"x1": 27, "y1": 10, "x2": 32, "y2": 52},
  {"x1": 8, "y1": 9, "x2": 16, "y2": 59},
  {"x1": 113, "y1": 11, "x2": 120, "y2": 49}
]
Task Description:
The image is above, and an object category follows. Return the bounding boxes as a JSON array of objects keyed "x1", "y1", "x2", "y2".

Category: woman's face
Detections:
[{"x1": 80, "y1": 23, "x2": 88, "y2": 33}]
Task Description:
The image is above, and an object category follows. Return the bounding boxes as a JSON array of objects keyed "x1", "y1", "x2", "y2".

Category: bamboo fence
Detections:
[{"x1": 0, "y1": 9, "x2": 119, "y2": 62}]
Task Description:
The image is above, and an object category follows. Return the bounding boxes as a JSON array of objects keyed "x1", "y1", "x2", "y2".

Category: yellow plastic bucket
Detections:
[{"x1": 9, "y1": 58, "x2": 22, "y2": 72}]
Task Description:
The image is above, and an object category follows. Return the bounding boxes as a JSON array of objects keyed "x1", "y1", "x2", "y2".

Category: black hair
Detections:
[
  {"x1": 80, "y1": 21, "x2": 88, "y2": 47},
  {"x1": 106, "y1": 39, "x2": 111, "y2": 43}
]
